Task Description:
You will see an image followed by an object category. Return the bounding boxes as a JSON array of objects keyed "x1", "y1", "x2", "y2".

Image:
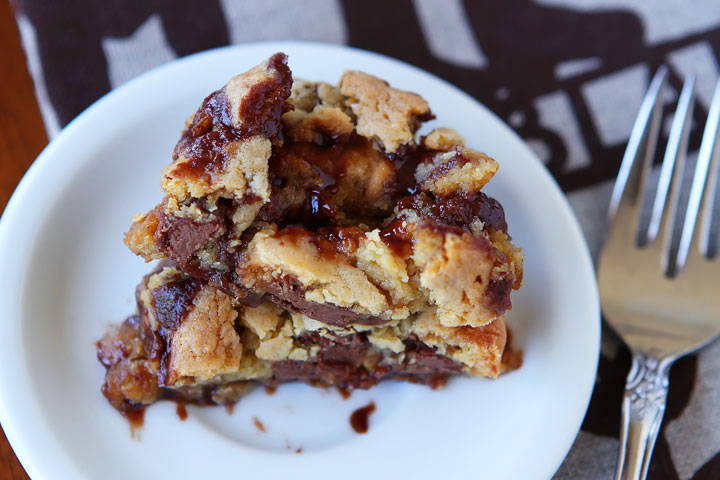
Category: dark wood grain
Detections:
[
  {"x1": 0, "y1": 427, "x2": 28, "y2": 480},
  {"x1": 0, "y1": 0, "x2": 48, "y2": 212},
  {"x1": 0, "y1": 0, "x2": 48, "y2": 478}
]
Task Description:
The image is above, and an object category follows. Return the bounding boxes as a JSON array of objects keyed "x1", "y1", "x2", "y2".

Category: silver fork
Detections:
[{"x1": 598, "y1": 68, "x2": 720, "y2": 480}]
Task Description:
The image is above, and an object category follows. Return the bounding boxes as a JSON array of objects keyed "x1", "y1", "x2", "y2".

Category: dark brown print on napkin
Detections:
[
  {"x1": 13, "y1": 0, "x2": 229, "y2": 126},
  {"x1": 692, "y1": 453, "x2": 720, "y2": 480}
]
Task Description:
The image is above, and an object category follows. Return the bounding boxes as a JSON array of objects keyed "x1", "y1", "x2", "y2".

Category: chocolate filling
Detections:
[
  {"x1": 151, "y1": 277, "x2": 203, "y2": 332},
  {"x1": 259, "y1": 274, "x2": 389, "y2": 327},
  {"x1": 379, "y1": 218, "x2": 414, "y2": 258},
  {"x1": 170, "y1": 53, "x2": 293, "y2": 181},
  {"x1": 396, "y1": 190, "x2": 508, "y2": 234},
  {"x1": 156, "y1": 216, "x2": 222, "y2": 266},
  {"x1": 97, "y1": 313, "x2": 465, "y2": 417},
  {"x1": 486, "y1": 278, "x2": 513, "y2": 315},
  {"x1": 269, "y1": 332, "x2": 463, "y2": 389},
  {"x1": 238, "y1": 52, "x2": 293, "y2": 140},
  {"x1": 258, "y1": 134, "x2": 410, "y2": 229}
]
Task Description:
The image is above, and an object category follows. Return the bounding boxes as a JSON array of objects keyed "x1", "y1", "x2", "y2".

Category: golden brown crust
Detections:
[
  {"x1": 124, "y1": 210, "x2": 164, "y2": 262},
  {"x1": 413, "y1": 310, "x2": 507, "y2": 377},
  {"x1": 238, "y1": 219, "x2": 517, "y2": 328},
  {"x1": 284, "y1": 80, "x2": 354, "y2": 142},
  {"x1": 415, "y1": 147, "x2": 499, "y2": 197},
  {"x1": 491, "y1": 229, "x2": 525, "y2": 289},
  {"x1": 166, "y1": 285, "x2": 243, "y2": 385},
  {"x1": 162, "y1": 135, "x2": 272, "y2": 203},
  {"x1": 339, "y1": 71, "x2": 431, "y2": 153},
  {"x1": 422, "y1": 128, "x2": 466, "y2": 150},
  {"x1": 243, "y1": 227, "x2": 396, "y2": 318},
  {"x1": 411, "y1": 227, "x2": 507, "y2": 327},
  {"x1": 240, "y1": 303, "x2": 312, "y2": 362},
  {"x1": 282, "y1": 105, "x2": 355, "y2": 143},
  {"x1": 289, "y1": 79, "x2": 346, "y2": 112}
]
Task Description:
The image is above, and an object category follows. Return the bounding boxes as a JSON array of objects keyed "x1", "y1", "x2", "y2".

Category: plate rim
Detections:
[{"x1": 0, "y1": 41, "x2": 600, "y2": 480}]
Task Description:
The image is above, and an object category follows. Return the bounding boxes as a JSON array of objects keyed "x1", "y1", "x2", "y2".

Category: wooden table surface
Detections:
[{"x1": 0, "y1": 0, "x2": 48, "y2": 478}]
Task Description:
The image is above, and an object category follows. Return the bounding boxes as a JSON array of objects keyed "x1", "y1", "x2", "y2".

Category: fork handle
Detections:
[{"x1": 615, "y1": 352, "x2": 672, "y2": 480}]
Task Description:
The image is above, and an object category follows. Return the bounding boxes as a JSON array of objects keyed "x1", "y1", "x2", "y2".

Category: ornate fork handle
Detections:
[{"x1": 615, "y1": 352, "x2": 672, "y2": 480}]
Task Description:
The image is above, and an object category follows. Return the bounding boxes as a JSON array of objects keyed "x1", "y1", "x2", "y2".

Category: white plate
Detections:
[{"x1": 0, "y1": 42, "x2": 599, "y2": 480}]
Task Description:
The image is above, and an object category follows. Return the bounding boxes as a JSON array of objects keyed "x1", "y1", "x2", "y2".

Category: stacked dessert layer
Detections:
[{"x1": 98, "y1": 53, "x2": 524, "y2": 415}]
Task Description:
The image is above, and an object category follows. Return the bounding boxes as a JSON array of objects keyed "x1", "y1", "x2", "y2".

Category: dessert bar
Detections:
[{"x1": 98, "y1": 53, "x2": 524, "y2": 416}]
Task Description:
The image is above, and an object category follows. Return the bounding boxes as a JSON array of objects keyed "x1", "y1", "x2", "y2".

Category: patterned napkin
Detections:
[{"x1": 11, "y1": 1, "x2": 720, "y2": 478}]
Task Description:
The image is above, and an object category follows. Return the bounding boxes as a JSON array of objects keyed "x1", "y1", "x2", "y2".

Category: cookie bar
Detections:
[
  {"x1": 97, "y1": 265, "x2": 512, "y2": 413},
  {"x1": 124, "y1": 53, "x2": 523, "y2": 331}
]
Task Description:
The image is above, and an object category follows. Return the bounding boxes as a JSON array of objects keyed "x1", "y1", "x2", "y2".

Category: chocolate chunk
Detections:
[
  {"x1": 156, "y1": 216, "x2": 221, "y2": 265},
  {"x1": 297, "y1": 332, "x2": 372, "y2": 364},
  {"x1": 269, "y1": 332, "x2": 461, "y2": 390},
  {"x1": 398, "y1": 191, "x2": 508, "y2": 234},
  {"x1": 151, "y1": 277, "x2": 203, "y2": 332},
  {"x1": 239, "y1": 52, "x2": 293, "y2": 139},
  {"x1": 395, "y1": 337, "x2": 464, "y2": 377},
  {"x1": 262, "y1": 277, "x2": 390, "y2": 327},
  {"x1": 485, "y1": 278, "x2": 513, "y2": 315}
]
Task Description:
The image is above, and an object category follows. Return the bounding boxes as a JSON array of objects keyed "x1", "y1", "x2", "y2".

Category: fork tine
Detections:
[
  {"x1": 676, "y1": 79, "x2": 720, "y2": 270},
  {"x1": 647, "y1": 77, "x2": 695, "y2": 271},
  {"x1": 608, "y1": 67, "x2": 668, "y2": 244}
]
